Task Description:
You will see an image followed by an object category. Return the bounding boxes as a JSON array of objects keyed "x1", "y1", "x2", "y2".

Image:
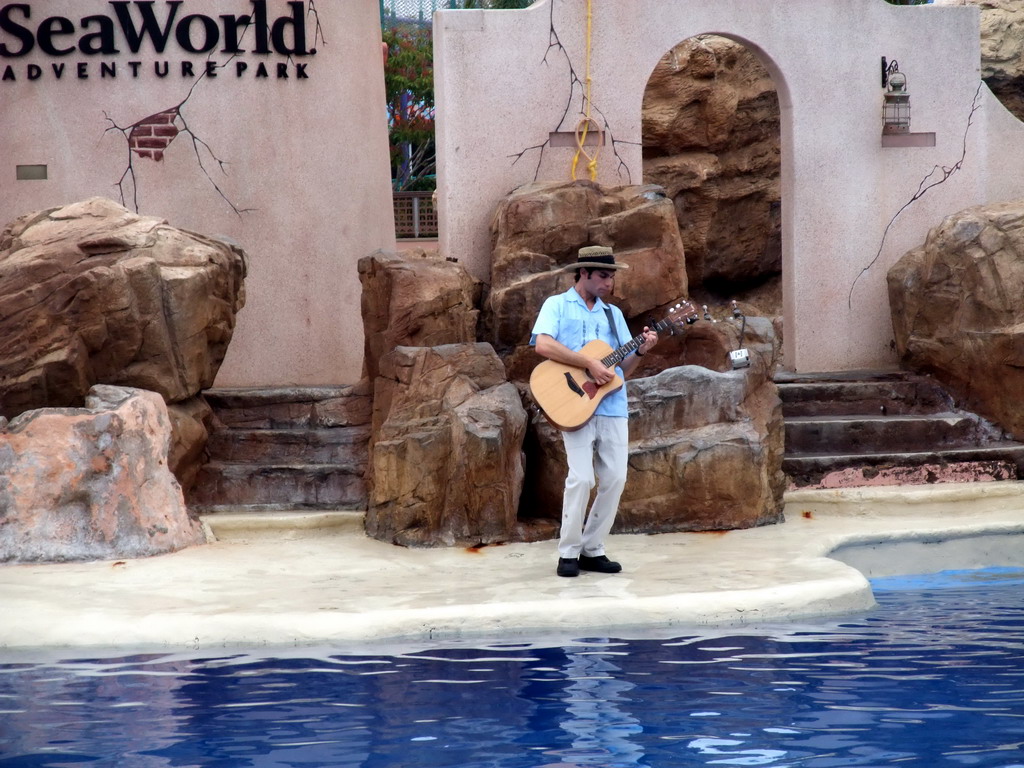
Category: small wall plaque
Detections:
[
  {"x1": 549, "y1": 131, "x2": 605, "y2": 148},
  {"x1": 881, "y1": 133, "x2": 936, "y2": 148},
  {"x1": 16, "y1": 164, "x2": 47, "y2": 180}
]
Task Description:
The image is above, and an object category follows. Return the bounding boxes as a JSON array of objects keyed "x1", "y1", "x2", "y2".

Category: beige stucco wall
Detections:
[
  {"x1": 981, "y1": 86, "x2": 1024, "y2": 205},
  {"x1": 435, "y1": 0, "x2": 1022, "y2": 373},
  {"x1": 1, "y1": 0, "x2": 395, "y2": 387}
]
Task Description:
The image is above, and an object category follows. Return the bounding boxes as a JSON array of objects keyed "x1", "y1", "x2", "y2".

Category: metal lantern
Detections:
[{"x1": 882, "y1": 65, "x2": 910, "y2": 135}]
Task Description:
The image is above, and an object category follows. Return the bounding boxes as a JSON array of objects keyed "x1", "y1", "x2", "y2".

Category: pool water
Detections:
[{"x1": 1, "y1": 568, "x2": 1023, "y2": 768}]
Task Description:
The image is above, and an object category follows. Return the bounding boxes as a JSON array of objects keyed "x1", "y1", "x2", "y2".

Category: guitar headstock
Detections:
[{"x1": 663, "y1": 300, "x2": 699, "y2": 333}]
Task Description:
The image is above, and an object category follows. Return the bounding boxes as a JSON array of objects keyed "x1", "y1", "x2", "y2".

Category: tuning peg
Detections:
[
  {"x1": 731, "y1": 300, "x2": 743, "y2": 319},
  {"x1": 702, "y1": 304, "x2": 716, "y2": 323}
]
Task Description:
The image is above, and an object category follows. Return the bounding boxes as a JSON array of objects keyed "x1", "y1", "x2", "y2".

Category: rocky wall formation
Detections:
[
  {"x1": 625, "y1": 356, "x2": 784, "y2": 532},
  {"x1": 976, "y1": 0, "x2": 1024, "y2": 122},
  {"x1": 0, "y1": 198, "x2": 246, "y2": 415},
  {"x1": 486, "y1": 180, "x2": 690, "y2": 382},
  {"x1": 358, "y1": 249, "x2": 480, "y2": 383},
  {"x1": 363, "y1": 180, "x2": 786, "y2": 546},
  {"x1": 0, "y1": 198, "x2": 246, "y2": 494},
  {"x1": 888, "y1": 198, "x2": 1024, "y2": 438},
  {"x1": 642, "y1": 35, "x2": 781, "y2": 295}
]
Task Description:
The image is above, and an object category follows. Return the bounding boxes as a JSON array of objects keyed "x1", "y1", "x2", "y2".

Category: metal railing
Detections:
[{"x1": 381, "y1": 0, "x2": 532, "y2": 25}]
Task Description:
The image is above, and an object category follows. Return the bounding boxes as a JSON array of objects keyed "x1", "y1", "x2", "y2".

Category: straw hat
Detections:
[{"x1": 559, "y1": 245, "x2": 630, "y2": 271}]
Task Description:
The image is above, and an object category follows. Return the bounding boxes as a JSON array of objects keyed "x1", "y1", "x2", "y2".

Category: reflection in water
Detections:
[
  {"x1": 0, "y1": 654, "x2": 198, "y2": 768},
  {"x1": 545, "y1": 644, "x2": 645, "y2": 767},
  {"x1": 1, "y1": 568, "x2": 1023, "y2": 767}
]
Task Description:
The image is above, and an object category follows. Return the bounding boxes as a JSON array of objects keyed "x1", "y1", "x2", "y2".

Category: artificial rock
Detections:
[
  {"x1": 366, "y1": 343, "x2": 527, "y2": 548},
  {"x1": 642, "y1": 36, "x2": 781, "y2": 290},
  {"x1": 358, "y1": 249, "x2": 481, "y2": 383},
  {"x1": 487, "y1": 180, "x2": 689, "y2": 381},
  {"x1": 0, "y1": 385, "x2": 206, "y2": 564},
  {"x1": 166, "y1": 395, "x2": 214, "y2": 495},
  {"x1": 0, "y1": 198, "x2": 246, "y2": 418},
  {"x1": 888, "y1": 199, "x2": 1024, "y2": 438},
  {"x1": 976, "y1": 0, "x2": 1024, "y2": 122},
  {"x1": 521, "y1": 315, "x2": 783, "y2": 534}
]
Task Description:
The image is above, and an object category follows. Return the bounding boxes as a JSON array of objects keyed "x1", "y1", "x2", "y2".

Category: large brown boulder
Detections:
[
  {"x1": 888, "y1": 199, "x2": 1024, "y2": 438},
  {"x1": 621, "y1": 353, "x2": 785, "y2": 532},
  {"x1": 358, "y1": 250, "x2": 481, "y2": 383},
  {"x1": 487, "y1": 180, "x2": 690, "y2": 381},
  {"x1": 166, "y1": 396, "x2": 215, "y2": 495},
  {"x1": 975, "y1": 0, "x2": 1024, "y2": 122},
  {"x1": 642, "y1": 36, "x2": 781, "y2": 291},
  {"x1": 522, "y1": 316, "x2": 784, "y2": 533},
  {"x1": 0, "y1": 198, "x2": 246, "y2": 419},
  {"x1": 367, "y1": 343, "x2": 527, "y2": 547},
  {"x1": 0, "y1": 385, "x2": 207, "y2": 563}
]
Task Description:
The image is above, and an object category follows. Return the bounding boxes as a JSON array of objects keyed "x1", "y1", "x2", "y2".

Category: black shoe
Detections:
[
  {"x1": 557, "y1": 557, "x2": 580, "y2": 577},
  {"x1": 578, "y1": 554, "x2": 622, "y2": 573}
]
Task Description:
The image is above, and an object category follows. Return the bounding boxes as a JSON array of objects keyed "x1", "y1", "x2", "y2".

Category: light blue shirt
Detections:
[{"x1": 530, "y1": 287, "x2": 632, "y2": 418}]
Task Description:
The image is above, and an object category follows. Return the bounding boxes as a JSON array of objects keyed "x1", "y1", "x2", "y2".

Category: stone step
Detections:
[
  {"x1": 774, "y1": 370, "x2": 950, "y2": 417},
  {"x1": 200, "y1": 510, "x2": 366, "y2": 540},
  {"x1": 189, "y1": 386, "x2": 374, "y2": 514},
  {"x1": 204, "y1": 386, "x2": 372, "y2": 430},
  {"x1": 190, "y1": 462, "x2": 367, "y2": 510},
  {"x1": 776, "y1": 374, "x2": 952, "y2": 418},
  {"x1": 775, "y1": 369, "x2": 1024, "y2": 489},
  {"x1": 775, "y1": 369, "x2": 916, "y2": 384},
  {"x1": 784, "y1": 444, "x2": 1024, "y2": 488},
  {"x1": 206, "y1": 425, "x2": 371, "y2": 465},
  {"x1": 784, "y1": 413, "x2": 1004, "y2": 455}
]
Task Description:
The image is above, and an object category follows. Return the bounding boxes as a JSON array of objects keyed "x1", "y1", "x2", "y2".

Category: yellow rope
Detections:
[{"x1": 571, "y1": 0, "x2": 600, "y2": 181}]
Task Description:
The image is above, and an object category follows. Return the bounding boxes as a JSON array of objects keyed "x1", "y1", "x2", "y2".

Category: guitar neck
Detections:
[{"x1": 600, "y1": 315, "x2": 677, "y2": 368}]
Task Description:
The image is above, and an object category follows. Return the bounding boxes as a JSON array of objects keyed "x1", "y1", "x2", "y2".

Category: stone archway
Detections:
[{"x1": 641, "y1": 35, "x2": 782, "y2": 321}]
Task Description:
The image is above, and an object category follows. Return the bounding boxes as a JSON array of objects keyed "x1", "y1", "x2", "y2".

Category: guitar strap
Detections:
[{"x1": 604, "y1": 307, "x2": 622, "y2": 347}]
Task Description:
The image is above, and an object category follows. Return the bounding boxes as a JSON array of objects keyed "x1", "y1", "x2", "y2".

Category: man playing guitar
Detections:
[{"x1": 530, "y1": 245, "x2": 659, "y2": 578}]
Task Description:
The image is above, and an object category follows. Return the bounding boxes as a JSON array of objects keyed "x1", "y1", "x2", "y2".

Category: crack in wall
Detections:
[
  {"x1": 847, "y1": 81, "x2": 984, "y2": 309},
  {"x1": 508, "y1": 0, "x2": 636, "y2": 183},
  {"x1": 104, "y1": 81, "x2": 251, "y2": 218},
  {"x1": 101, "y1": 1, "x2": 324, "y2": 218}
]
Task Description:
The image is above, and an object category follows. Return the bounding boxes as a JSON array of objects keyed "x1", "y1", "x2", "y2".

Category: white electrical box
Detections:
[{"x1": 729, "y1": 349, "x2": 750, "y2": 369}]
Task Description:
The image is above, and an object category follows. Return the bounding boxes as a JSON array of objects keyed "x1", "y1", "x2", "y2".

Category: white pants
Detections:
[{"x1": 559, "y1": 416, "x2": 629, "y2": 559}]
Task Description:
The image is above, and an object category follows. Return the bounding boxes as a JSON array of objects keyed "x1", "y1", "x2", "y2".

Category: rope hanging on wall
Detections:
[{"x1": 570, "y1": 0, "x2": 601, "y2": 182}]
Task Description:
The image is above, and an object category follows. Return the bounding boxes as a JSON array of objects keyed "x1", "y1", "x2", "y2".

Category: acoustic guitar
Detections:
[{"x1": 529, "y1": 301, "x2": 698, "y2": 431}]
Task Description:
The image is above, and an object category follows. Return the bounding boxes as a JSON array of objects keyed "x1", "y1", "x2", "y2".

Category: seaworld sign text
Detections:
[{"x1": 0, "y1": 1, "x2": 316, "y2": 82}]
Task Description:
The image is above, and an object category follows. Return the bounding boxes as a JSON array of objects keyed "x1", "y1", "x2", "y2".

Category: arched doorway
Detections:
[{"x1": 641, "y1": 35, "x2": 782, "y2": 328}]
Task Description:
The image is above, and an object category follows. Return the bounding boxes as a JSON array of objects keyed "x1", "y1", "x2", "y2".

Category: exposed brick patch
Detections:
[{"x1": 128, "y1": 109, "x2": 181, "y2": 162}]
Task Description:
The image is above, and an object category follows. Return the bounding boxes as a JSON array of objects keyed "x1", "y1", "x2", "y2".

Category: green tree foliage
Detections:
[
  {"x1": 383, "y1": 24, "x2": 435, "y2": 191},
  {"x1": 381, "y1": 2, "x2": 531, "y2": 190}
]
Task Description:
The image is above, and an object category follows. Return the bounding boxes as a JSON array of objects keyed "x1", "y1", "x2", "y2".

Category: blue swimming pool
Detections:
[{"x1": 2, "y1": 568, "x2": 1023, "y2": 768}]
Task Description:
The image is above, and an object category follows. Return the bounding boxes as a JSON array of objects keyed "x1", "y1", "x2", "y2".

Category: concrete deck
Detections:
[{"x1": 3, "y1": 482, "x2": 1024, "y2": 653}]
